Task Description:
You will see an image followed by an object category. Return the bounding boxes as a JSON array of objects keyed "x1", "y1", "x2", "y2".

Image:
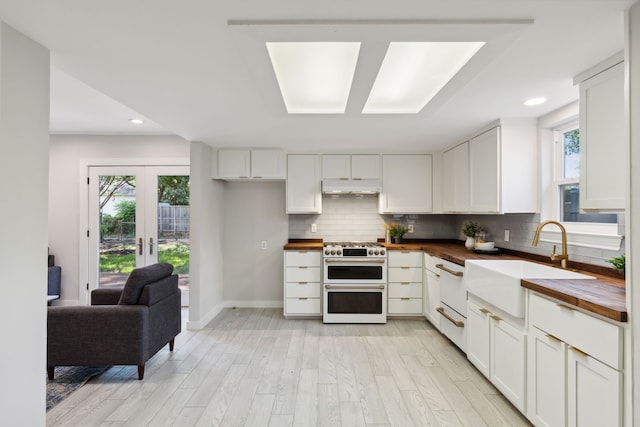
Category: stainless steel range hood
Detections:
[{"x1": 322, "y1": 179, "x2": 382, "y2": 194}]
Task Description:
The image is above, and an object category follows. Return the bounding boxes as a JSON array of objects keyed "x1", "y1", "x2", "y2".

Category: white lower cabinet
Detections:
[
  {"x1": 466, "y1": 298, "x2": 526, "y2": 412},
  {"x1": 388, "y1": 251, "x2": 423, "y2": 315},
  {"x1": 423, "y1": 254, "x2": 441, "y2": 330},
  {"x1": 528, "y1": 292, "x2": 623, "y2": 427},
  {"x1": 283, "y1": 250, "x2": 321, "y2": 316}
]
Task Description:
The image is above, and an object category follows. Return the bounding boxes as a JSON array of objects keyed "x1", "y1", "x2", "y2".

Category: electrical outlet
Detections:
[
  {"x1": 504, "y1": 230, "x2": 510, "y2": 242},
  {"x1": 408, "y1": 224, "x2": 414, "y2": 233},
  {"x1": 311, "y1": 223, "x2": 317, "y2": 233},
  {"x1": 260, "y1": 241, "x2": 267, "y2": 250}
]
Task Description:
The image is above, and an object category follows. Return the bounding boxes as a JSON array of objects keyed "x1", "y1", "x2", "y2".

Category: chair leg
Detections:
[
  {"x1": 169, "y1": 338, "x2": 175, "y2": 351},
  {"x1": 47, "y1": 367, "x2": 55, "y2": 380},
  {"x1": 137, "y1": 365, "x2": 145, "y2": 380}
]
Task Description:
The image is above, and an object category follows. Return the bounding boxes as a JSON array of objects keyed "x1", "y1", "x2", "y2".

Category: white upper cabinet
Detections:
[
  {"x1": 217, "y1": 149, "x2": 285, "y2": 180},
  {"x1": 576, "y1": 56, "x2": 625, "y2": 211},
  {"x1": 379, "y1": 154, "x2": 433, "y2": 214},
  {"x1": 286, "y1": 154, "x2": 322, "y2": 214},
  {"x1": 442, "y1": 120, "x2": 537, "y2": 214},
  {"x1": 322, "y1": 154, "x2": 380, "y2": 180},
  {"x1": 442, "y1": 142, "x2": 469, "y2": 212}
]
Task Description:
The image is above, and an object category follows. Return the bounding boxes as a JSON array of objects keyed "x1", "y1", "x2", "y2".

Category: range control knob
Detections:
[
  {"x1": 331, "y1": 249, "x2": 336, "y2": 255},
  {"x1": 337, "y1": 249, "x2": 342, "y2": 255},
  {"x1": 368, "y1": 249, "x2": 374, "y2": 255},
  {"x1": 380, "y1": 249, "x2": 386, "y2": 256},
  {"x1": 324, "y1": 249, "x2": 330, "y2": 255},
  {"x1": 375, "y1": 249, "x2": 380, "y2": 255}
]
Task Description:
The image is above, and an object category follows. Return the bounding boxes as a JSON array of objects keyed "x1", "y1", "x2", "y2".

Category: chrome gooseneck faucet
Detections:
[{"x1": 532, "y1": 220, "x2": 569, "y2": 269}]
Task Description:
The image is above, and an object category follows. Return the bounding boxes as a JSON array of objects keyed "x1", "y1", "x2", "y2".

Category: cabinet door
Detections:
[
  {"x1": 469, "y1": 127, "x2": 500, "y2": 212},
  {"x1": 567, "y1": 347, "x2": 622, "y2": 427},
  {"x1": 252, "y1": 150, "x2": 284, "y2": 179},
  {"x1": 530, "y1": 327, "x2": 566, "y2": 427},
  {"x1": 442, "y1": 143, "x2": 469, "y2": 212},
  {"x1": 287, "y1": 154, "x2": 322, "y2": 214},
  {"x1": 322, "y1": 154, "x2": 350, "y2": 179},
  {"x1": 579, "y1": 62, "x2": 625, "y2": 210},
  {"x1": 351, "y1": 154, "x2": 380, "y2": 179},
  {"x1": 466, "y1": 300, "x2": 491, "y2": 376},
  {"x1": 490, "y1": 316, "x2": 526, "y2": 412},
  {"x1": 424, "y1": 269, "x2": 440, "y2": 330},
  {"x1": 218, "y1": 149, "x2": 250, "y2": 178},
  {"x1": 380, "y1": 154, "x2": 433, "y2": 213}
]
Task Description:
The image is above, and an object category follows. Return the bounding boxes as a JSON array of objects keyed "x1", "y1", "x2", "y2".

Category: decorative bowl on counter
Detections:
[{"x1": 476, "y1": 241, "x2": 495, "y2": 250}]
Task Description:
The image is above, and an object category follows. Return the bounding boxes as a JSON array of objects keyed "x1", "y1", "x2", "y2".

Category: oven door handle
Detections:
[
  {"x1": 324, "y1": 284, "x2": 385, "y2": 290},
  {"x1": 436, "y1": 307, "x2": 465, "y2": 328},
  {"x1": 435, "y1": 263, "x2": 464, "y2": 277},
  {"x1": 325, "y1": 258, "x2": 386, "y2": 264}
]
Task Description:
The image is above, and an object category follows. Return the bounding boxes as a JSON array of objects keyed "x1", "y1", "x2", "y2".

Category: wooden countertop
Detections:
[
  {"x1": 384, "y1": 240, "x2": 627, "y2": 322},
  {"x1": 284, "y1": 239, "x2": 627, "y2": 322}
]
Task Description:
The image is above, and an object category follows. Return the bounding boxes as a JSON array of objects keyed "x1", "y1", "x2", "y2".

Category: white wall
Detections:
[
  {"x1": 48, "y1": 135, "x2": 189, "y2": 303},
  {"x1": 188, "y1": 142, "x2": 224, "y2": 328},
  {"x1": 223, "y1": 181, "x2": 288, "y2": 306},
  {"x1": 0, "y1": 23, "x2": 49, "y2": 426}
]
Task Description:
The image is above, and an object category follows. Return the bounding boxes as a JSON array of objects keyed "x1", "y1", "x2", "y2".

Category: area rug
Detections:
[{"x1": 46, "y1": 366, "x2": 108, "y2": 410}]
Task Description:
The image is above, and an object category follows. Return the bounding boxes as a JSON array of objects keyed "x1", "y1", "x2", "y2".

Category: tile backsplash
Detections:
[{"x1": 288, "y1": 195, "x2": 624, "y2": 267}]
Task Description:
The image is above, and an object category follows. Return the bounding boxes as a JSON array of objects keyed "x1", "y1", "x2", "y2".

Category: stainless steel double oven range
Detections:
[{"x1": 322, "y1": 242, "x2": 387, "y2": 323}]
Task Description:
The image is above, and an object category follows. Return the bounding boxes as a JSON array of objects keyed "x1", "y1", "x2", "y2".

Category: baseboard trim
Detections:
[
  {"x1": 186, "y1": 302, "x2": 224, "y2": 330},
  {"x1": 223, "y1": 300, "x2": 283, "y2": 309}
]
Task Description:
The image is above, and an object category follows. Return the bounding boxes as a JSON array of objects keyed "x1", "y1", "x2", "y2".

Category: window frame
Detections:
[{"x1": 540, "y1": 113, "x2": 622, "y2": 251}]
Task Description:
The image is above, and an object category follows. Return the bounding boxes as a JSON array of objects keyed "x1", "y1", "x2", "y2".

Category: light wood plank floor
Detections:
[{"x1": 47, "y1": 308, "x2": 532, "y2": 426}]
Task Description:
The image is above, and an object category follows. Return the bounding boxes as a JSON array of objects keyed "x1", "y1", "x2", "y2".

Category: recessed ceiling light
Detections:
[
  {"x1": 523, "y1": 97, "x2": 547, "y2": 106},
  {"x1": 363, "y1": 41, "x2": 485, "y2": 114},
  {"x1": 129, "y1": 118, "x2": 144, "y2": 124},
  {"x1": 266, "y1": 42, "x2": 361, "y2": 114}
]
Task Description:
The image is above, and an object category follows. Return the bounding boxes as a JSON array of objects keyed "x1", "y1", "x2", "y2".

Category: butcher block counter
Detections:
[
  {"x1": 283, "y1": 239, "x2": 323, "y2": 251},
  {"x1": 383, "y1": 240, "x2": 627, "y2": 322}
]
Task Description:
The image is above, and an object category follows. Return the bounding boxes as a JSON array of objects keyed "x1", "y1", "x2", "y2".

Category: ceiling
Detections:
[{"x1": 0, "y1": 1, "x2": 634, "y2": 152}]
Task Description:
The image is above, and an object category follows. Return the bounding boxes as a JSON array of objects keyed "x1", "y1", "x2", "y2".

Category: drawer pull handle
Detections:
[
  {"x1": 435, "y1": 264, "x2": 464, "y2": 277},
  {"x1": 401, "y1": 251, "x2": 411, "y2": 254},
  {"x1": 298, "y1": 266, "x2": 308, "y2": 269},
  {"x1": 401, "y1": 266, "x2": 411, "y2": 269},
  {"x1": 401, "y1": 298, "x2": 411, "y2": 301},
  {"x1": 557, "y1": 303, "x2": 577, "y2": 311},
  {"x1": 400, "y1": 282, "x2": 411, "y2": 285},
  {"x1": 490, "y1": 315, "x2": 502, "y2": 321},
  {"x1": 298, "y1": 297, "x2": 308, "y2": 301},
  {"x1": 479, "y1": 308, "x2": 491, "y2": 315},
  {"x1": 436, "y1": 307, "x2": 464, "y2": 328},
  {"x1": 545, "y1": 334, "x2": 562, "y2": 343},
  {"x1": 570, "y1": 346, "x2": 589, "y2": 358},
  {"x1": 298, "y1": 282, "x2": 308, "y2": 285}
]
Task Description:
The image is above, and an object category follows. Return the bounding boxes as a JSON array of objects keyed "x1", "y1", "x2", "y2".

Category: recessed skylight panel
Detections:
[
  {"x1": 266, "y1": 42, "x2": 361, "y2": 114},
  {"x1": 363, "y1": 41, "x2": 485, "y2": 114}
]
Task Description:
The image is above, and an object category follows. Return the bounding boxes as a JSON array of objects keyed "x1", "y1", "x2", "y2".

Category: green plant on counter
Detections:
[
  {"x1": 461, "y1": 221, "x2": 480, "y2": 238},
  {"x1": 607, "y1": 254, "x2": 625, "y2": 274},
  {"x1": 389, "y1": 223, "x2": 408, "y2": 237}
]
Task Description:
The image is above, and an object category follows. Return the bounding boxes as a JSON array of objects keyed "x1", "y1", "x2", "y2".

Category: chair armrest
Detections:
[
  {"x1": 91, "y1": 287, "x2": 124, "y2": 305},
  {"x1": 47, "y1": 305, "x2": 150, "y2": 365}
]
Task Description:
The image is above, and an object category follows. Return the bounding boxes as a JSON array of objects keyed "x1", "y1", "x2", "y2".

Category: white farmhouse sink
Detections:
[{"x1": 465, "y1": 260, "x2": 595, "y2": 318}]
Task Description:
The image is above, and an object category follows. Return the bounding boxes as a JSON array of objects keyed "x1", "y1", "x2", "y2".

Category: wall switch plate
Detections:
[
  {"x1": 260, "y1": 241, "x2": 267, "y2": 249},
  {"x1": 311, "y1": 223, "x2": 317, "y2": 233},
  {"x1": 408, "y1": 224, "x2": 414, "y2": 233},
  {"x1": 504, "y1": 230, "x2": 510, "y2": 242}
]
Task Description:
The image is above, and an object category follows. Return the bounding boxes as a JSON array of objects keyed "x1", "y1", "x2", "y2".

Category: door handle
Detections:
[
  {"x1": 138, "y1": 238, "x2": 143, "y2": 255},
  {"x1": 149, "y1": 237, "x2": 154, "y2": 255}
]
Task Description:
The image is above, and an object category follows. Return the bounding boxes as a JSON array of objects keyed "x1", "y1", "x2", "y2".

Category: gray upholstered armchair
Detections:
[{"x1": 47, "y1": 263, "x2": 181, "y2": 380}]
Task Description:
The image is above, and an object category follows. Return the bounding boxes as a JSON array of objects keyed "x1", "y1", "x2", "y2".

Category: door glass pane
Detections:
[
  {"x1": 156, "y1": 176, "x2": 190, "y2": 306},
  {"x1": 99, "y1": 175, "x2": 137, "y2": 287}
]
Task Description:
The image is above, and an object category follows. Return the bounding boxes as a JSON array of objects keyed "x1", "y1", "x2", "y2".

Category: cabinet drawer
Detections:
[
  {"x1": 388, "y1": 267, "x2": 422, "y2": 282},
  {"x1": 286, "y1": 266, "x2": 320, "y2": 282},
  {"x1": 285, "y1": 282, "x2": 321, "y2": 298},
  {"x1": 529, "y1": 293, "x2": 622, "y2": 369},
  {"x1": 285, "y1": 297, "x2": 321, "y2": 315},
  {"x1": 388, "y1": 298, "x2": 423, "y2": 314},
  {"x1": 285, "y1": 251, "x2": 321, "y2": 267},
  {"x1": 388, "y1": 282, "x2": 423, "y2": 298},
  {"x1": 388, "y1": 251, "x2": 423, "y2": 267}
]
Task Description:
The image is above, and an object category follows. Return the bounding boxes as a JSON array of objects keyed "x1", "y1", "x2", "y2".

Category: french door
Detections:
[{"x1": 88, "y1": 166, "x2": 190, "y2": 299}]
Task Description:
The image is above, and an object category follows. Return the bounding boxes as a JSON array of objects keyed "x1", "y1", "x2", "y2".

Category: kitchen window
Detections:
[{"x1": 549, "y1": 121, "x2": 622, "y2": 250}]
